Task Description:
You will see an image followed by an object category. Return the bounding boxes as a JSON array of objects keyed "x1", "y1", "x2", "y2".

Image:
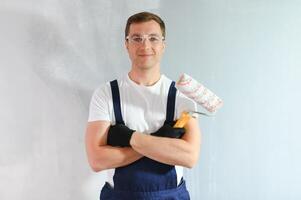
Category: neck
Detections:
[{"x1": 128, "y1": 66, "x2": 161, "y2": 86}]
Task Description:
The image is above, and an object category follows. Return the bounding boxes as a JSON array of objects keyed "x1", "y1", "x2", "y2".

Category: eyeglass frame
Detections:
[{"x1": 125, "y1": 34, "x2": 165, "y2": 45}]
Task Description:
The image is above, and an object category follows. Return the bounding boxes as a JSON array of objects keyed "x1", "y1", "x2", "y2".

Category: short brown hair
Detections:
[{"x1": 125, "y1": 12, "x2": 166, "y2": 39}]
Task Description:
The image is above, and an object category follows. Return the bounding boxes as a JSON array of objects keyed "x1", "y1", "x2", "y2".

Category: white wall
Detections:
[{"x1": 0, "y1": 1, "x2": 300, "y2": 199}]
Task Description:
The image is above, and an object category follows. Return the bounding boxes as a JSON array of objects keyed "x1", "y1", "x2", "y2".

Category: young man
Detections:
[{"x1": 85, "y1": 12, "x2": 201, "y2": 200}]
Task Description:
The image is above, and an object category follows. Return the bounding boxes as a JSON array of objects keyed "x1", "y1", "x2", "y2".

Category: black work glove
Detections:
[
  {"x1": 151, "y1": 123, "x2": 185, "y2": 139},
  {"x1": 107, "y1": 124, "x2": 135, "y2": 147}
]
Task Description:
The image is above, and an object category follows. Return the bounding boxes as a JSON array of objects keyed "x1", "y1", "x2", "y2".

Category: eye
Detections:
[
  {"x1": 149, "y1": 36, "x2": 160, "y2": 42},
  {"x1": 132, "y1": 36, "x2": 143, "y2": 43}
]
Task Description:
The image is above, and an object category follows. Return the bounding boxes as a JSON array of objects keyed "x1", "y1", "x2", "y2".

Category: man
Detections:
[{"x1": 85, "y1": 11, "x2": 201, "y2": 200}]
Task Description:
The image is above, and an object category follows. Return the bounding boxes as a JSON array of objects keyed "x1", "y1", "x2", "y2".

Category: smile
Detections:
[{"x1": 139, "y1": 54, "x2": 153, "y2": 57}]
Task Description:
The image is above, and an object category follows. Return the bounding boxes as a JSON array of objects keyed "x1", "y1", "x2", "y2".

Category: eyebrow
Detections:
[{"x1": 130, "y1": 33, "x2": 161, "y2": 37}]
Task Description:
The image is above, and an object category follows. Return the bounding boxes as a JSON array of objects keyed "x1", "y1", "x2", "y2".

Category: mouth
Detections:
[{"x1": 138, "y1": 54, "x2": 153, "y2": 57}]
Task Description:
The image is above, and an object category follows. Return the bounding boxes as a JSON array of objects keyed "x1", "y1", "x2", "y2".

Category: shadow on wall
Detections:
[{"x1": 0, "y1": 8, "x2": 108, "y2": 200}]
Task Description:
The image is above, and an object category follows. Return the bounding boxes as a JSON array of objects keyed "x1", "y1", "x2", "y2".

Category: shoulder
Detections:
[
  {"x1": 92, "y1": 82, "x2": 111, "y2": 99},
  {"x1": 161, "y1": 74, "x2": 174, "y2": 85},
  {"x1": 92, "y1": 75, "x2": 125, "y2": 98},
  {"x1": 160, "y1": 74, "x2": 175, "y2": 92}
]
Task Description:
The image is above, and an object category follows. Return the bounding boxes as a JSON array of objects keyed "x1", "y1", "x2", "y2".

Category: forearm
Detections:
[
  {"x1": 130, "y1": 132, "x2": 198, "y2": 168},
  {"x1": 88, "y1": 145, "x2": 143, "y2": 172}
]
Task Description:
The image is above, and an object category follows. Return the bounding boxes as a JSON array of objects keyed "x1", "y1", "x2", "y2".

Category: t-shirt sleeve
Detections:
[
  {"x1": 88, "y1": 85, "x2": 111, "y2": 122},
  {"x1": 175, "y1": 91, "x2": 198, "y2": 120}
]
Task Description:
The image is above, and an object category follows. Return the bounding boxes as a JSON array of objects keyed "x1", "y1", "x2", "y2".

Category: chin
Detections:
[
  {"x1": 138, "y1": 65, "x2": 153, "y2": 70},
  {"x1": 137, "y1": 62, "x2": 155, "y2": 70}
]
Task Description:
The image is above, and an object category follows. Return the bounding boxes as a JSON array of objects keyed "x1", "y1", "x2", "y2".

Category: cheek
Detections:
[
  {"x1": 128, "y1": 49, "x2": 138, "y2": 60},
  {"x1": 157, "y1": 45, "x2": 165, "y2": 52},
  {"x1": 156, "y1": 47, "x2": 165, "y2": 56},
  {"x1": 127, "y1": 47, "x2": 134, "y2": 55}
]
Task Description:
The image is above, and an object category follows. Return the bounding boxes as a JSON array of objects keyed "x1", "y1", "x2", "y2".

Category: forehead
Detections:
[{"x1": 128, "y1": 20, "x2": 162, "y2": 35}]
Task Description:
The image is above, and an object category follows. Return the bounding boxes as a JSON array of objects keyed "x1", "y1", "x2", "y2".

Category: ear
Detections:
[
  {"x1": 162, "y1": 41, "x2": 166, "y2": 52},
  {"x1": 125, "y1": 40, "x2": 129, "y2": 51}
]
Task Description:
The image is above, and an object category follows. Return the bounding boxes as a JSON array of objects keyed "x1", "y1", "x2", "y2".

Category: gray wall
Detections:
[{"x1": 1, "y1": 0, "x2": 300, "y2": 199}]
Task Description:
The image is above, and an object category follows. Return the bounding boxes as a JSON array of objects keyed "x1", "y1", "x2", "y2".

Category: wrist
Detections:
[{"x1": 129, "y1": 131, "x2": 139, "y2": 147}]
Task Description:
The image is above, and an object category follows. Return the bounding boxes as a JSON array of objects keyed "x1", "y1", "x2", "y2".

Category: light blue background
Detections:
[{"x1": 1, "y1": 0, "x2": 300, "y2": 199}]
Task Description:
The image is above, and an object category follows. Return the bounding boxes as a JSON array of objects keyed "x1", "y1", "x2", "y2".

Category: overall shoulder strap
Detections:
[
  {"x1": 110, "y1": 80, "x2": 125, "y2": 125},
  {"x1": 165, "y1": 81, "x2": 177, "y2": 125}
]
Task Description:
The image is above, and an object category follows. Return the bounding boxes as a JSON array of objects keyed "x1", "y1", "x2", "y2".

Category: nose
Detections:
[{"x1": 141, "y1": 38, "x2": 152, "y2": 49}]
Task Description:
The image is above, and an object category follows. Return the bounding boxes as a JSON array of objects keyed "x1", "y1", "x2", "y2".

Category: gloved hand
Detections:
[
  {"x1": 151, "y1": 123, "x2": 185, "y2": 139},
  {"x1": 107, "y1": 124, "x2": 135, "y2": 147}
]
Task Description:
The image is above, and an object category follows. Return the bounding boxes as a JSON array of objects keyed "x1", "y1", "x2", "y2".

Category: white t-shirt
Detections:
[{"x1": 88, "y1": 73, "x2": 198, "y2": 186}]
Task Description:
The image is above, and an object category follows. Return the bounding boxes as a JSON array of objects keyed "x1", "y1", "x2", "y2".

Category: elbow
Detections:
[
  {"x1": 184, "y1": 152, "x2": 199, "y2": 169},
  {"x1": 90, "y1": 163, "x2": 103, "y2": 172},
  {"x1": 185, "y1": 160, "x2": 197, "y2": 169},
  {"x1": 86, "y1": 147, "x2": 108, "y2": 172},
  {"x1": 88, "y1": 157, "x2": 106, "y2": 172},
  {"x1": 184, "y1": 161, "x2": 196, "y2": 169},
  {"x1": 89, "y1": 161, "x2": 101, "y2": 172}
]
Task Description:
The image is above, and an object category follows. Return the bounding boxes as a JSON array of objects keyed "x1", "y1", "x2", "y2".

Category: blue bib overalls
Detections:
[{"x1": 100, "y1": 80, "x2": 190, "y2": 200}]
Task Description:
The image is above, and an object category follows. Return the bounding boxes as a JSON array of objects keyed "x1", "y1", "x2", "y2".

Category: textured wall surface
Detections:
[{"x1": 1, "y1": 1, "x2": 300, "y2": 199}]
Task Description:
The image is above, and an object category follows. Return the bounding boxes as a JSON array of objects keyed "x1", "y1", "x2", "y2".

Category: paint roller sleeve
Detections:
[{"x1": 175, "y1": 73, "x2": 223, "y2": 113}]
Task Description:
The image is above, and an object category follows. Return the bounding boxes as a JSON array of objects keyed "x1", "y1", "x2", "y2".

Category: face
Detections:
[{"x1": 125, "y1": 20, "x2": 165, "y2": 71}]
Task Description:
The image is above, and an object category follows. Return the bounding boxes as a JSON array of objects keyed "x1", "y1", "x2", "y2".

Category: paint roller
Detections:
[{"x1": 173, "y1": 73, "x2": 223, "y2": 128}]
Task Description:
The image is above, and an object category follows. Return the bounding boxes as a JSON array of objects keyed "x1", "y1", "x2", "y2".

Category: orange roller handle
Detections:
[{"x1": 173, "y1": 112, "x2": 192, "y2": 128}]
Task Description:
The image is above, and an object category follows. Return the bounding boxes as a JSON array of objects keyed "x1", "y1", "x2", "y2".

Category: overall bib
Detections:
[{"x1": 100, "y1": 80, "x2": 190, "y2": 200}]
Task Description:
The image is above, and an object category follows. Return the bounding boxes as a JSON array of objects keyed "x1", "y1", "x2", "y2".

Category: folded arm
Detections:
[
  {"x1": 130, "y1": 117, "x2": 201, "y2": 168},
  {"x1": 85, "y1": 121, "x2": 143, "y2": 172}
]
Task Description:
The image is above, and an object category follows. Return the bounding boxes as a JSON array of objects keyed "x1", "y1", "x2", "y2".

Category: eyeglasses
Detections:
[{"x1": 126, "y1": 34, "x2": 165, "y2": 45}]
